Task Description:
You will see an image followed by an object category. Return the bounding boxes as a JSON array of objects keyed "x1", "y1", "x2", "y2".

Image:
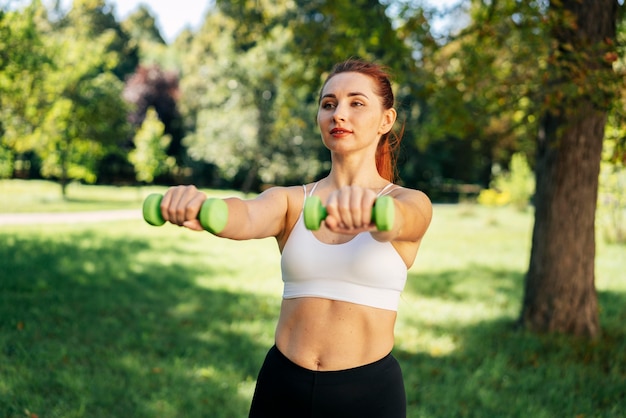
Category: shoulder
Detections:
[
  {"x1": 257, "y1": 184, "x2": 305, "y2": 204},
  {"x1": 258, "y1": 184, "x2": 310, "y2": 248},
  {"x1": 388, "y1": 185, "x2": 433, "y2": 222},
  {"x1": 255, "y1": 185, "x2": 308, "y2": 224},
  {"x1": 389, "y1": 185, "x2": 431, "y2": 205}
]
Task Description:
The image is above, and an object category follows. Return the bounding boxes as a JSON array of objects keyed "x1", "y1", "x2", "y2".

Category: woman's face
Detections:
[{"x1": 317, "y1": 72, "x2": 396, "y2": 156}]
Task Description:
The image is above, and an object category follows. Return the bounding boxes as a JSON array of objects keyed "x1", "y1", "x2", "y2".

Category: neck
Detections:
[{"x1": 325, "y1": 160, "x2": 387, "y2": 189}]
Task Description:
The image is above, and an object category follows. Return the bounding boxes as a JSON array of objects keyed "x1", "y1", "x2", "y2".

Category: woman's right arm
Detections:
[{"x1": 159, "y1": 185, "x2": 291, "y2": 240}]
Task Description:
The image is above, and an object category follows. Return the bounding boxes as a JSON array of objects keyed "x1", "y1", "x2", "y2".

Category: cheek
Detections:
[{"x1": 317, "y1": 112, "x2": 329, "y2": 127}]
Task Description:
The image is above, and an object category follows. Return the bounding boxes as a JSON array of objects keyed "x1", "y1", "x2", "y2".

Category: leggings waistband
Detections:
[{"x1": 269, "y1": 345, "x2": 397, "y2": 385}]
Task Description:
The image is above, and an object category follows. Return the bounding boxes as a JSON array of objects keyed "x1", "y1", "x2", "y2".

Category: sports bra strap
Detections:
[
  {"x1": 377, "y1": 183, "x2": 395, "y2": 197},
  {"x1": 305, "y1": 181, "x2": 395, "y2": 199},
  {"x1": 308, "y1": 181, "x2": 320, "y2": 197}
]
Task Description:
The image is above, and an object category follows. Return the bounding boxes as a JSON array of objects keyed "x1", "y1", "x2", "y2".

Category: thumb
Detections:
[{"x1": 183, "y1": 219, "x2": 204, "y2": 231}]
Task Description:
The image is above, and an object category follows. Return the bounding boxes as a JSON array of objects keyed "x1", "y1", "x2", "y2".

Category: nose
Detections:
[{"x1": 332, "y1": 103, "x2": 346, "y2": 122}]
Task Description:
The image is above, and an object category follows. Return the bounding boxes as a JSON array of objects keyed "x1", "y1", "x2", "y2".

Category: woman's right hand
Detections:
[{"x1": 160, "y1": 185, "x2": 207, "y2": 231}]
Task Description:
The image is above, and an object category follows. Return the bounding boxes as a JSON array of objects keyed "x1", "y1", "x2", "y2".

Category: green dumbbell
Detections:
[
  {"x1": 303, "y1": 195, "x2": 395, "y2": 231},
  {"x1": 142, "y1": 193, "x2": 228, "y2": 234}
]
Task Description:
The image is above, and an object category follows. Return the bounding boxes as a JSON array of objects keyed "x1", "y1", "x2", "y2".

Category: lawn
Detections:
[
  {"x1": 1, "y1": 181, "x2": 625, "y2": 417},
  {"x1": 0, "y1": 180, "x2": 249, "y2": 213}
]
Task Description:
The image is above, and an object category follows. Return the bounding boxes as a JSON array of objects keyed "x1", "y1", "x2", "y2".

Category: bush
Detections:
[
  {"x1": 597, "y1": 140, "x2": 626, "y2": 244},
  {"x1": 0, "y1": 147, "x2": 13, "y2": 178},
  {"x1": 477, "y1": 188, "x2": 510, "y2": 206},
  {"x1": 478, "y1": 153, "x2": 535, "y2": 210}
]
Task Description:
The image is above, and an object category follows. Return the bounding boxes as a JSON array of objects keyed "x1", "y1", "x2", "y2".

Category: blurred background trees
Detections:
[
  {"x1": 2, "y1": 0, "x2": 625, "y2": 336},
  {"x1": 3, "y1": 0, "x2": 623, "y2": 199}
]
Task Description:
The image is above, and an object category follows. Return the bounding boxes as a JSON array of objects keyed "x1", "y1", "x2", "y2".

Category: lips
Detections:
[{"x1": 330, "y1": 128, "x2": 353, "y2": 136}]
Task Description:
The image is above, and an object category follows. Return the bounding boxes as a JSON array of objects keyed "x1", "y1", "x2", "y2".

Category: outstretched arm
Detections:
[{"x1": 159, "y1": 185, "x2": 290, "y2": 240}]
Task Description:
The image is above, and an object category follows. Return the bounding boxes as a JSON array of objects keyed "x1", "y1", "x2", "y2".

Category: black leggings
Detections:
[{"x1": 249, "y1": 345, "x2": 406, "y2": 418}]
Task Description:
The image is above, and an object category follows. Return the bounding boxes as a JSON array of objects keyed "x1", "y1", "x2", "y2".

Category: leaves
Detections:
[{"x1": 129, "y1": 108, "x2": 173, "y2": 183}]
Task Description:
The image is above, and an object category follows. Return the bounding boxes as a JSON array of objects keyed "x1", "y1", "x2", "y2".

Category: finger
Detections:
[
  {"x1": 350, "y1": 188, "x2": 365, "y2": 228},
  {"x1": 160, "y1": 190, "x2": 173, "y2": 223},
  {"x1": 324, "y1": 193, "x2": 340, "y2": 228},
  {"x1": 164, "y1": 186, "x2": 198, "y2": 225},
  {"x1": 336, "y1": 187, "x2": 353, "y2": 229},
  {"x1": 184, "y1": 192, "x2": 206, "y2": 226},
  {"x1": 183, "y1": 219, "x2": 204, "y2": 231},
  {"x1": 360, "y1": 190, "x2": 376, "y2": 227},
  {"x1": 169, "y1": 186, "x2": 191, "y2": 225},
  {"x1": 160, "y1": 187, "x2": 181, "y2": 224}
]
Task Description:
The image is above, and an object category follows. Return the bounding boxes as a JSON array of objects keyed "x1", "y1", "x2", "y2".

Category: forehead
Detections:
[{"x1": 321, "y1": 72, "x2": 377, "y2": 97}]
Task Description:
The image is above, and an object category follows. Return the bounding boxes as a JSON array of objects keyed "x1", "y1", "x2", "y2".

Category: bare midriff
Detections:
[{"x1": 274, "y1": 297, "x2": 397, "y2": 371}]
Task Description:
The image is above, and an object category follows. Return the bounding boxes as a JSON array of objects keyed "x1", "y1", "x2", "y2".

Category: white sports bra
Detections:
[{"x1": 280, "y1": 183, "x2": 408, "y2": 311}]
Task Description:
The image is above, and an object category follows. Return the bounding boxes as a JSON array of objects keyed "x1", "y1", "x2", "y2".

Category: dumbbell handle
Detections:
[
  {"x1": 303, "y1": 195, "x2": 395, "y2": 231},
  {"x1": 142, "y1": 193, "x2": 228, "y2": 234}
]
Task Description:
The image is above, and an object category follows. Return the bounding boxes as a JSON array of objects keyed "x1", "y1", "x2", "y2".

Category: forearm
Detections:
[
  {"x1": 214, "y1": 197, "x2": 255, "y2": 240},
  {"x1": 214, "y1": 188, "x2": 288, "y2": 240},
  {"x1": 371, "y1": 191, "x2": 432, "y2": 243}
]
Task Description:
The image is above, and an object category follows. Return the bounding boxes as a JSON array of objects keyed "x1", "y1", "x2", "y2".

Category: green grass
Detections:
[
  {"x1": 0, "y1": 180, "x2": 248, "y2": 213},
  {"x1": 1, "y1": 182, "x2": 625, "y2": 417}
]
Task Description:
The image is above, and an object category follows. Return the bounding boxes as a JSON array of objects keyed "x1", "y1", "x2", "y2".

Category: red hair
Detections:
[{"x1": 321, "y1": 59, "x2": 403, "y2": 182}]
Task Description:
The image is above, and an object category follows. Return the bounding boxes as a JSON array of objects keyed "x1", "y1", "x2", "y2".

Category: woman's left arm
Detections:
[{"x1": 371, "y1": 188, "x2": 432, "y2": 243}]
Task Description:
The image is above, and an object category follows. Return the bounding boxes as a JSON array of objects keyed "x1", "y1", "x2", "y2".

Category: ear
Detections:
[{"x1": 378, "y1": 108, "x2": 397, "y2": 135}]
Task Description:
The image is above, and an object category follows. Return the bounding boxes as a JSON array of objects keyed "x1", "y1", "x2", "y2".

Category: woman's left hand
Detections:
[{"x1": 323, "y1": 186, "x2": 378, "y2": 234}]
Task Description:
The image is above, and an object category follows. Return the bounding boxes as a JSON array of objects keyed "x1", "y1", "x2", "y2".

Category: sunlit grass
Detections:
[
  {"x1": 0, "y1": 179, "x2": 248, "y2": 213},
  {"x1": 0, "y1": 182, "x2": 625, "y2": 417}
]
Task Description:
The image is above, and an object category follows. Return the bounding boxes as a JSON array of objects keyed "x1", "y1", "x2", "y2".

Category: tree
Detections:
[
  {"x1": 180, "y1": 6, "x2": 325, "y2": 191},
  {"x1": 120, "y1": 5, "x2": 183, "y2": 70},
  {"x1": 120, "y1": 4, "x2": 165, "y2": 44},
  {"x1": 129, "y1": 107, "x2": 173, "y2": 183},
  {"x1": 520, "y1": 0, "x2": 621, "y2": 337},
  {"x1": 198, "y1": 0, "x2": 420, "y2": 190},
  {"x1": 402, "y1": 0, "x2": 548, "y2": 191},
  {"x1": 64, "y1": 0, "x2": 139, "y2": 80},
  {"x1": 0, "y1": 1, "x2": 51, "y2": 177},
  {"x1": 123, "y1": 64, "x2": 185, "y2": 168},
  {"x1": 33, "y1": 19, "x2": 131, "y2": 195}
]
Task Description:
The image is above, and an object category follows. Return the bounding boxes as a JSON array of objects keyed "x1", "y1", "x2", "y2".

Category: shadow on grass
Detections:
[
  {"x1": 0, "y1": 231, "x2": 277, "y2": 418},
  {"x1": 400, "y1": 267, "x2": 626, "y2": 418},
  {"x1": 2, "y1": 230, "x2": 625, "y2": 418}
]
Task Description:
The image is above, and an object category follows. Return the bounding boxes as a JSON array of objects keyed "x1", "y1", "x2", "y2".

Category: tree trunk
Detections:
[
  {"x1": 519, "y1": 0, "x2": 619, "y2": 338},
  {"x1": 60, "y1": 140, "x2": 69, "y2": 199},
  {"x1": 521, "y1": 107, "x2": 604, "y2": 337}
]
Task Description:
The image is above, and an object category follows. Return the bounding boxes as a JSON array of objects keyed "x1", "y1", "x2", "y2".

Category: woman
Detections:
[{"x1": 159, "y1": 58, "x2": 432, "y2": 417}]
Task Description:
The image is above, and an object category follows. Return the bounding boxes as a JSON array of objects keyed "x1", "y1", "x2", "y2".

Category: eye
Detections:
[
  {"x1": 321, "y1": 101, "x2": 336, "y2": 110},
  {"x1": 351, "y1": 101, "x2": 365, "y2": 107}
]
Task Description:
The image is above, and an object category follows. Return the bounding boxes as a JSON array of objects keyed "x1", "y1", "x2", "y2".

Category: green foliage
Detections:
[
  {"x1": 0, "y1": 1, "x2": 131, "y2": 190},
  {"x1": 120, "y1": 5, "x2": 178, "y2": 69},
  {"x1": 2, "y1": 0, "x2": 625, "y2": 202},
  {"x1": 180, "y1": 9, "x2": 324, "y2": 190},
  {"x1": 66, "y1": 0, "x2": 139, "y2": 80},
  {"x1": 34, "y1": 36, "x2": 131, "y2": 187},
  {"x1": 542, "y1": 0, "x2": 621, "y2": 116},
  {"x1": 0, "y1": 2, "x2": 50, "y2": 156},
  {"x1": 494, "y1": 152, "x2": 535, "y2": 210},
  {"x1": 129, "y1": 108, "x2": 174, "y2": 183},
  {"x1": 120, "y1": 4, "x2": 165, "y2": 44},
  {"x1": 410, "y1": 0, "x2": 548, "y2": 187},
  {"x1": 477, "y1": 188, "x2": 511, "y2": 207},
  {"x1": 478, "y1": 153, "x2": 535, "y2": 210},
  {"x1": 0, "y1": 147, "x2": 13, "y2": 178},
  {"x1": 598, "y1": 138, "x2": 626, "y2": 244}
]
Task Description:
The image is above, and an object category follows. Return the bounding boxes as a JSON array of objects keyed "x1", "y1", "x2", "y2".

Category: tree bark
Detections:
[{"x1": 519, "y1": 0, "x2": 619, "y2": 338}]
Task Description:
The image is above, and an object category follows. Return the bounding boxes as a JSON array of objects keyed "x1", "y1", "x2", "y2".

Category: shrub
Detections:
[
  {"x1": 478, "y1": 153, "x2": 535, "y2": 210},
  {"x1": 597, "y1": 139, "x2": 626, "y2": 244}
]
